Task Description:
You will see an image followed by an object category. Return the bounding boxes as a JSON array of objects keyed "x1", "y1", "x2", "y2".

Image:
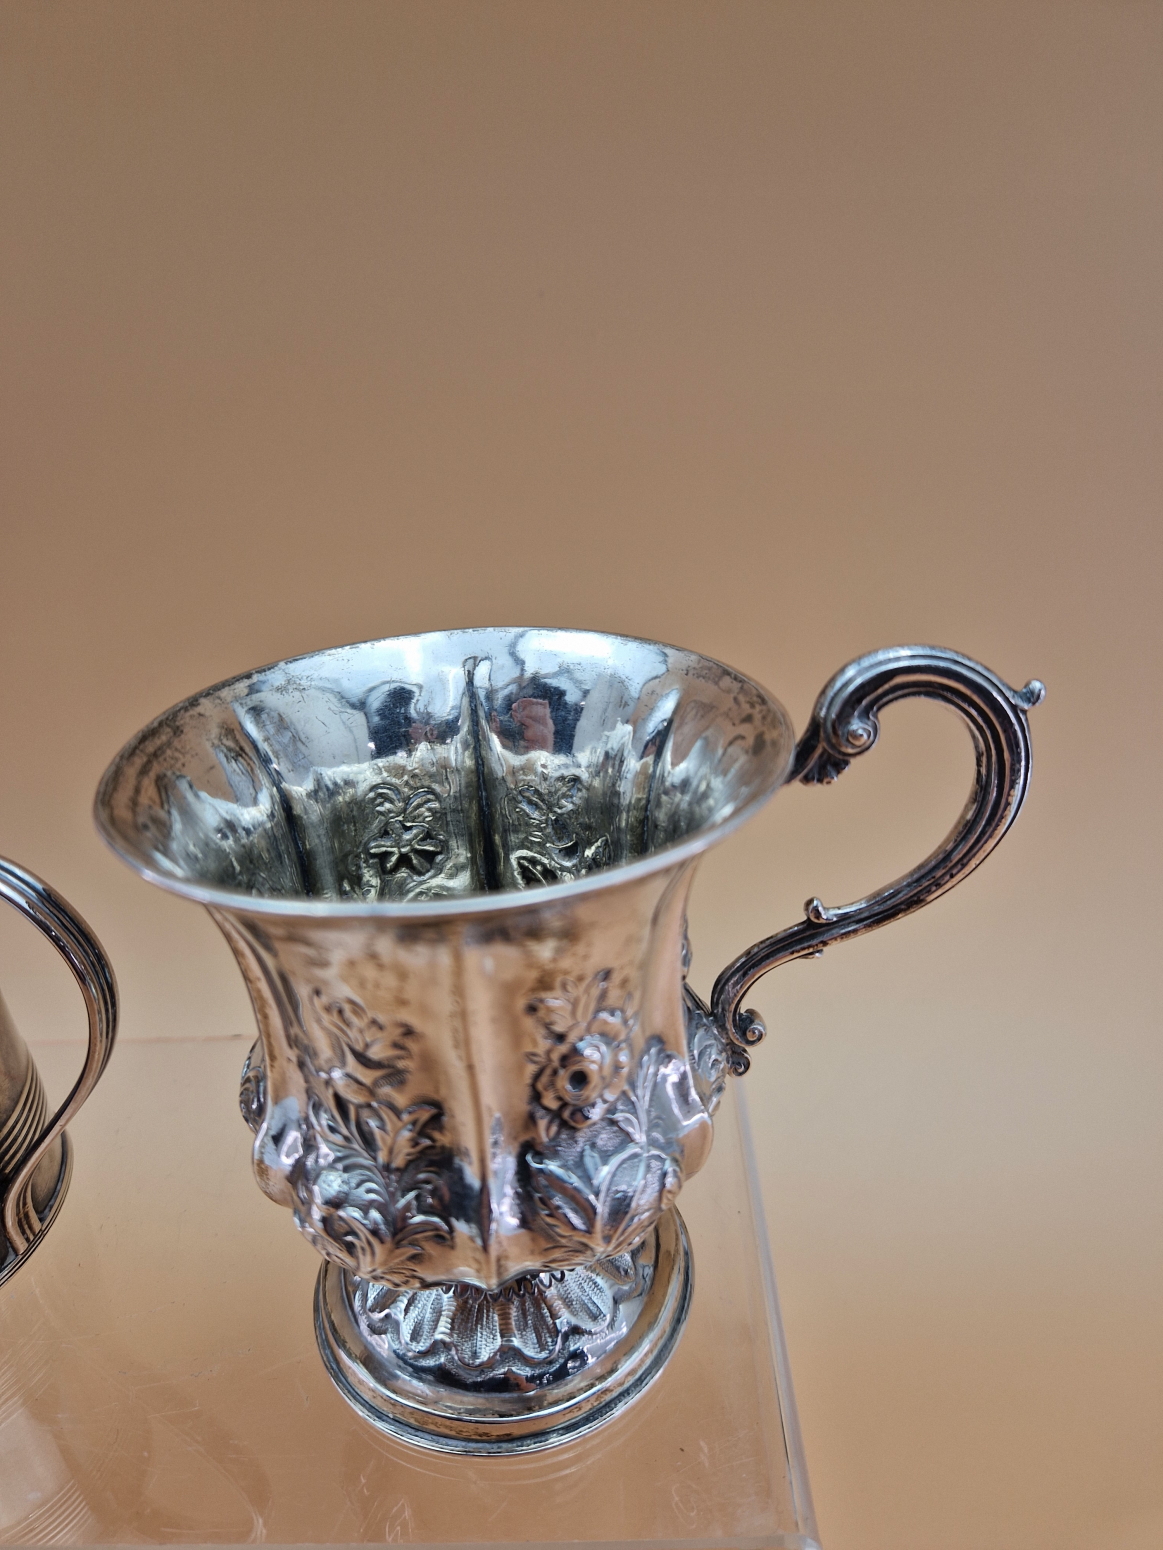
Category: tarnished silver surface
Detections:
[
  {"x1": 94, "y1": 628, "x2": 1040, "y2": 1450},
  {"x1": 0, "y1": 857, "x2": 119, "y2": 1286}
]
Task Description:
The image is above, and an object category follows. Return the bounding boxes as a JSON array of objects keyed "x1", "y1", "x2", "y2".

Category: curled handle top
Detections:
[
  {"x1": 710, "y1": 646, "x2": 1044, "y2": 1070},
  {"x1": 0, "y1": 858, "x2": 118, "y2": 1254}
]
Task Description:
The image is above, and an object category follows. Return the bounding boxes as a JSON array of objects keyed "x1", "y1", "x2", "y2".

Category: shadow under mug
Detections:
[{"x1": 94, "y1": 629, "x2": 1042, "y2": 1452}]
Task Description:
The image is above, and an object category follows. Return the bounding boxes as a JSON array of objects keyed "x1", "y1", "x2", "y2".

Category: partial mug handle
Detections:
[
  {"x1": 710, "y1": 646, "x2": 1044, "y2": 1073},
  {"x1": 0, "y1": 858, "x2": 118, "y2": 1253}
]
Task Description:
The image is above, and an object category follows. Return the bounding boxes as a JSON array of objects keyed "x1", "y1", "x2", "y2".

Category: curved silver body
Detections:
[{"x1": 95, "y1": 627, "x2": 1041, "y2": 1450}]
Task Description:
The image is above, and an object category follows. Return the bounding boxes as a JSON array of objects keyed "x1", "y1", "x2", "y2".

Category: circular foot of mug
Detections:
[
  {"x1": 314, "y1": 1208, "x2": 692, "y2": 1455},
  {"x1": 0, "y1": 1132, "x2": 72, "y2": 1291}
]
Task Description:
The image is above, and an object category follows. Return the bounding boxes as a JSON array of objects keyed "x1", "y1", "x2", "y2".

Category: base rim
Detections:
[{"x1": 314, "y1": 1209, "x2": 693, "y2": 1455}]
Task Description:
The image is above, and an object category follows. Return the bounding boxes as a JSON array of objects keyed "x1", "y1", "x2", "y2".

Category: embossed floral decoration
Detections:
[
  {"x1": 526, "y1": 1036, "x2": 693, "y2": 1263},
  {"x1": 301, "y1": 1093, "x2": 451, "y2": 1281},
  {"x1": 356, "y1": 1249, "x2": 644, "y2": 1384},
  {"x1": 509, "y1": 774, "x2": 611, "y2": 888},
  {"x1": 527, "y1": 969, "x2": 634, "y2": 1141},
  {"x1": 363, "y1": 783, "x2": 443, "y2": 879},
  {"x1": 312, "y1": 989, "x2": 414, "y2": 1105},
  {"x1": 284, "y1": 990, "x2": 455, "y2": 1282}
]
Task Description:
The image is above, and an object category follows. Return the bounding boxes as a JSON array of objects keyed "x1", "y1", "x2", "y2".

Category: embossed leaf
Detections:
[
  {"x1": 361, "y1": 1109, "x2": 398, "y2": 1168},
  {"x1": 373, "y1": 1238, "x2": 446, "y2": 1282},
  {"x1": 515, "y1": 786, "x2": 550, "y2": 822},
  {"x1": 395, "y1": 1203, "x2": 451, "y2": 1247},
  {"x1": 538, "y1": 1244, "x2": 596, "y2": 1272},
  {"x1": 552, "y1": 1268, "x2": 616, "y2": 1332},
  {"x1": 613, "y1": 1107, "x2": 645, "y2": 1146},
  {"x1": 384, "y1": 1104, "x2": 444, "y2": 1171},
  {"x1": 526, "y1": 1156, "x2": 599, "y2": 1238},
  {"x1": 618, "y1": 1042, "x2": 687, "y2": 1150},
  {"x1": 595, "y1": 1150, "x2": 664, "y2": 1254},
  {"x1": 395, "y1": 1157, "x2": 453, "y2": 1242},
  {"x1": 308, "y1": 1096, "x2": 352, "y2": 1149},
  {"x1": 313, "y1": 991, "x2": 383, "y2": 1053},
  {"x1": 574, "y1": 968, "x2": 612, "y2": 1028},
  {"x1": 601, "y1": 1252, "x2": 638, "y2": 1289},
  {"x1": 533, "y1": 1107, "x2": 561, "y2": 1145},
  {"x1": 402, "y1": 790, "x2": 441, "y2": 823},
  {"x1": 550, "y1": 774, "x2": 583, "y2": 813},
  {"x1": 362, "y1": 1282, "x2": 397, "y2": 1319},
  {"x1": 507, "y1": 1289, "x2": 560, "y2": 1362},
  {"x1": 326, "y1": 1214, "x2": 391, "y2": 1277},
  {"x1": 324, "y1": 1020, "x2": 416, "y2": 1105},
  {"x1": 448, "y1": 1296, "x2": 502, "y2": 1369},
  {"x1": 513, "y1": 851, "x2": 561, "y2": 887},
  {"x1": 328, "y1": 1065, "x2": 406, "y2": 1105},
  {"x1": 534, "y1": 996, "x2": 576, "y2": 1038},
  {"x1": 333, "y1": 1160, "x2": 391, "y2": 1217},
  {"x1": 398, "y1": 1288, "x2": 446, "y2": 1354},
  {"x1": 369, "y1": 784, "x2": 406, "y2": 817},
  {"x1": 361, "y1": 1026, "x2": 412, "y2": 1067}
]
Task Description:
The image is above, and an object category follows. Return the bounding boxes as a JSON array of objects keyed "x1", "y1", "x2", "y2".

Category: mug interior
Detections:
[{"x1": 95, "y1": 628, "x2": 795, "y2": 908}]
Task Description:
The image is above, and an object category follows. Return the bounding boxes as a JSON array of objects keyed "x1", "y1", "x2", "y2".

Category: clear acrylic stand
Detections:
[{"x1": 0, "y1": 1039, "x2": 819, "y2": 1549}]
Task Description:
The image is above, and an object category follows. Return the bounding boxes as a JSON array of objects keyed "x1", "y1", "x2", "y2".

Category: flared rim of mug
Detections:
[{"x1": 93, "y1": 625, "x2": 796, "y2": 920}]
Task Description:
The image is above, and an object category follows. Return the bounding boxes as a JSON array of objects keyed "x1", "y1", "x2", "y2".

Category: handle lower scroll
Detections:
[
  {"x1": 0, "y1": 858, "x2": 118, "y2": 1254},
  {"x1": 711, "y1": 646, "x2": 1044, "y2": 1072}
]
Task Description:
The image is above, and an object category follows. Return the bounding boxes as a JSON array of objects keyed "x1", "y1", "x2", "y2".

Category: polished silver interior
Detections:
[{"x1": 96, "y1": 628, "x2": 795, "y2": 905}]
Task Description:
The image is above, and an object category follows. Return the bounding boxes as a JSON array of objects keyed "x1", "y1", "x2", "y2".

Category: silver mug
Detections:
[
  {"x1": 0, "y1": 858, "x2": 118, "y2": 1287},
  {"x1": 95, "y1": 629, "x2": 1041, "y2": 1451}
]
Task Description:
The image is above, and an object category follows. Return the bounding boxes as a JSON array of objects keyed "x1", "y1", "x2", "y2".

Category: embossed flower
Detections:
[
  {"x1": 534, "y1": 1032, "x2": 631, "y2": 1125},
  {"x1": 364, "y1": 784, "x2": 443, "y2": 878},
  {"x1": 528, "y1": 970, "x2": 634, "y2": 1133}
]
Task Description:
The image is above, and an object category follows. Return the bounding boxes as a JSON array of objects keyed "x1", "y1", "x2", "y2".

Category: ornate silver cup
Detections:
[
  {"x1": 0, "y1": 858, "x2": 118, "y2": 1287},
  {"x1": 94, "y1": 629, "x2": 1041, "y2": 1452}
]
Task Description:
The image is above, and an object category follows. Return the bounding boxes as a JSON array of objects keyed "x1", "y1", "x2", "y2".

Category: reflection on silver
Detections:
[
  {"x1": 95, "y1": 628, "x2": 1041, "y2": 1451},
  {"x1": 0, "y1": 858, "x2": 118, "y2": 1286}
]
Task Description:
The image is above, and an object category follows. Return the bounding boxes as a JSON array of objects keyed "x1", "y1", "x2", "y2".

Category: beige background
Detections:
[{"x1": 1, "y1": 4, "x2": 1160, "y2": 1547}]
